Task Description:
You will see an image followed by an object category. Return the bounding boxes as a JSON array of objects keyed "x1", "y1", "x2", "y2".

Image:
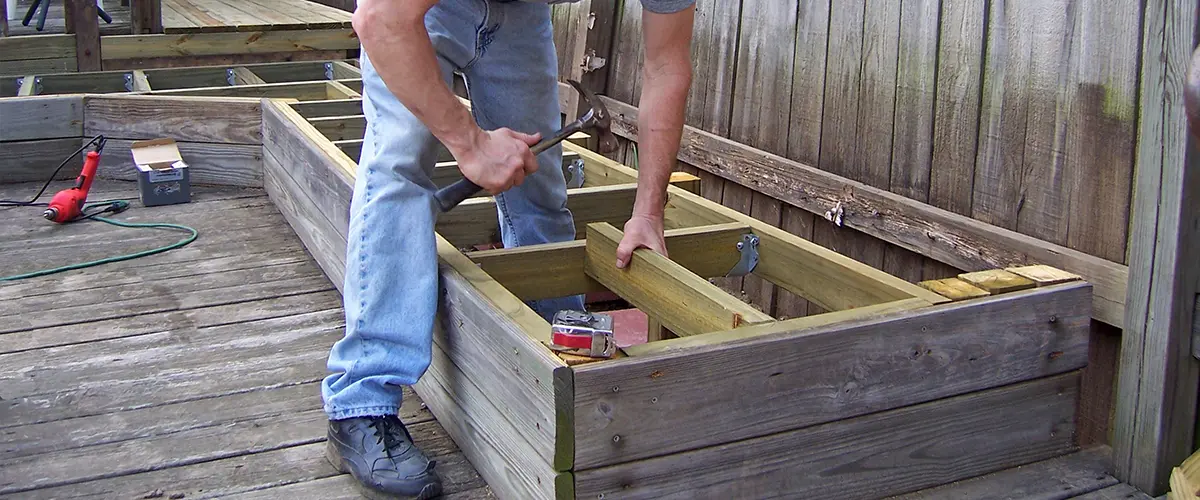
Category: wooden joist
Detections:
[
  {"x1": 594, "y1": 92, "x2": 1128, "y2": 327},
  {"x1": 470, "y1": 222, "x2": 751, "y2": 301},
  {"x1": 100, "y1": 29, "x2": 359, "y2": 60},
  {"x1": 584, "y1": 222, "x2": 774, "y2": 336}
]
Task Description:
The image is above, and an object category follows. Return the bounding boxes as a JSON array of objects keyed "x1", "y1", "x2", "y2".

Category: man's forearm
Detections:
[
  {"x1": 352, "y1": 1, "x2": 480, "y2": 155},
  {"x1": 632, "y1": 72, "x2": 691, "y2": 218}
]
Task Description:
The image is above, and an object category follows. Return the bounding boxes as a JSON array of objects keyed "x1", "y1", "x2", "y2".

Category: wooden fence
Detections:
[{"x1": 551, "y1": 0, "x2": 1200, "y2": 496}]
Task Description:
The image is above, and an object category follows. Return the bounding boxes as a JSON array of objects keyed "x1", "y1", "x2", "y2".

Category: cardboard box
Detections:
[{"x1": 131, "y1": 138, "x2": 191, "y2": 207}]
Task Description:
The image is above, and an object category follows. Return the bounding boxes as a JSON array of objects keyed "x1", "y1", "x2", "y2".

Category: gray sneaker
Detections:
[{"x1": 325, "y1": 415, "x2": 444, "y2": 499}]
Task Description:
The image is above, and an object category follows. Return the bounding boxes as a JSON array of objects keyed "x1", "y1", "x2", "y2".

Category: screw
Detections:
[{"x1": 612, "y1": 386, "x2": 619, "y2": 393}]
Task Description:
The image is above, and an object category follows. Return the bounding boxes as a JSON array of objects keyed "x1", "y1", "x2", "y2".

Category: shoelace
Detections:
[{"x1": 368, "y1": 416, "x2": 412, "y2": 460}]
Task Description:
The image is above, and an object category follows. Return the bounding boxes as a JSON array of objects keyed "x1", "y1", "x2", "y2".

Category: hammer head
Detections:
[{"x1": 567, "y1": 79, "x2": 618, "y2": 154}]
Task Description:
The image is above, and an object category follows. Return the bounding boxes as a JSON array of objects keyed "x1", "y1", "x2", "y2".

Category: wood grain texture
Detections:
[
  {"x1": 99, "y1": 29, "x2": 359, "y2": 60},
  {"x1": 929, "y1": 0, "x2": 985, "y2": 218},
  {"x1": 778, "y1": 0, "x2": 830, "y2": 319},
  {"x1": 972, "y1": 0, "x2": 1034, "y2": 232},
  {"x1": 959, "y1": 269, "x2": 1036, "y2": 294},
  {"x1": 891, "y1": 446, "x2": 1121, "y2": 499},
  {"x1": 887, "y1": 0, "x2": 941, "y2": 284},
  {"x1": 0, "y1": 34, "x2": 75, "y2": 61},
  {"x1": 263, "y1": 149, "x2": 347, "y2": 288},
  {"x1": 1069, "y1": 483, "x2": 1155, "y2": 500},
  {"x1": 469, "y1": 223, "x2": 749, "y2": 302},
  {"x1": 1064, "y1": 2, "x2": 1140, "y2": 263},
  {"x1": 0, "y1": 95, "x2": 83, "y2": 141},
  {"x1": 145, "y1": 81, "x2": 333, "y2": 100},
  {"x1": 726, "y1": 0, "x2": 797, "y2": 314},
  {"x1": 433, "y1": 262, "x2": 572, "y2": 471},
  {"x1": 1113, "y1": 0, "x2": 1200, "y2": 493},
  {"x1": 584, "y1": 222, "x2": 773, "y2": 337},
  {"x1": 0, "y1": 138, "x2": 86, "y2": 184},
  {"x1": 919, "y1": 277, "x2": 991, "y2": 301},
  {"x1": 98, "y1": 139, "x2": 263, "y2": 187},
  {"x1": 308, "y1": 114, "x2": 365, "y2": 141},
  {"x1": 84, "y1": 95, "x2": 263, "y2": 144},
  {"x1": 598, "y1": 96, "x2": 1128, "y2": 327},
  {"x1": 575, "y1": 372, "x2": 1082, "y2": 499},
  {"x1": 65, "y1": 0, "x2": 101, "y2": 71},
  {"x1": 571, "y1": 282, "x2": 1093, "y2": 469},
  {"x1": 291, "y1": 98, "x2": 362, "y2": 118},
  {"x1": 569, "y1": 141, "x2": 948, "y2": 310},
  {"x1": 625, "y1": 298, "x2": 932, "y2": 357}
]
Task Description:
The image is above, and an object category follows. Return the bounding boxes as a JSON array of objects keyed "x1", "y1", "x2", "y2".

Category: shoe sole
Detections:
[{"x1": 325, "y1": 440, "x2": 442, "y2": 500}]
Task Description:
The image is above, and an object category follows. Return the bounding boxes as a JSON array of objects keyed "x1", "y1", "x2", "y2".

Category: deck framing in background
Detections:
[{"x1": 0, "y1": 50, "x2": 1149, "y2": 498}]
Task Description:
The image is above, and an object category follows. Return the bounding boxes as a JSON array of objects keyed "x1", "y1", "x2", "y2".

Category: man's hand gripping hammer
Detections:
[{"x1": 433, "y1": 79, "x2": 619, "y2": 212}]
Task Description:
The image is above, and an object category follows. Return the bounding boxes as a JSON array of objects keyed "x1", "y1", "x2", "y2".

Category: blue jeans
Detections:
[{"x1": 321, "y1": 0, "x2": 585, "y2": 420}]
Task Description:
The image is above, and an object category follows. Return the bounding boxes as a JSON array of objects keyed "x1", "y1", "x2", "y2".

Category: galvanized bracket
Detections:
[
  {"x1": 16, "y1": 77, "x2": 43, "y2": 95},
  {"x1": 726, "y1": 234, "x2": 760, "y2": 277},
  {"x1": 324, "y1": 62, "x2": 334, "y2": 80},
  {"x1": 225, "y1": 68, "x2": 237, "y2": 86},
  {"x1": 123, "y1": 72, "x2": 135, "y2": 91},
  {"x1": 565, "y1": 159, "x2": 585, "y2": 189}
]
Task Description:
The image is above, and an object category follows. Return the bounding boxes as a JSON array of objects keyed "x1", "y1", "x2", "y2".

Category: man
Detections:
[{"x1": 321, "y1": 0, "x2": 695, "y2": 497}]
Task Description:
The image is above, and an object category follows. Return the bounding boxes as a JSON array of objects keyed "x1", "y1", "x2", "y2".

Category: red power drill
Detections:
[{"x1": 43, "y1": 138, "x2": 105, "y2": 223}]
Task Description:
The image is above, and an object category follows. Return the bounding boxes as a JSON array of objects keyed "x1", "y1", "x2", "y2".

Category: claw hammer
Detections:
[{"x1": 433, "y1": 79, "x2": 619, "y2": 212}]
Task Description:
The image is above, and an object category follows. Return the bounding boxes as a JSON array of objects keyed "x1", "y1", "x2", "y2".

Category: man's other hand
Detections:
[
  {"x1": 616, "y1": 214, "x2": 667, "y2": 269},
  {"x1": 457, "y1": 128, "x2": 542, "y2": 194}
]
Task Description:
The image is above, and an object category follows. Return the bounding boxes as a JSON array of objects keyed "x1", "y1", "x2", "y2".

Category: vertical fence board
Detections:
[
  {"x1": 777, "y1": 0, "x2": 831, "y2": 318},
  {"x1": 973, "y1": 0, "x2": 1035, "y2": 232},
  {"x1": 1013, "y1": 0, "x2": 1076, "y2": 246},
  {"x1": 1066, "y1": 2, "x2": 1141, "y2": 264},
  {"x1": 884, "y1": 0, "x2": 940, "y2": 284},
  {"x1": 926, "y1": 0, "x2": 987, "y2": 280},
  {"x1": 728, "y1": 0, "x2": 798, "y2": 315}
]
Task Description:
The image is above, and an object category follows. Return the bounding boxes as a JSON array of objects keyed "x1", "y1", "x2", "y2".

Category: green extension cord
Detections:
[{"x1": 1, "y1": 201, "x2": 199, "y2": 282}]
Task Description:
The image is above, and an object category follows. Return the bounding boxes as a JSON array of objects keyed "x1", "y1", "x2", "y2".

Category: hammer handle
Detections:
[{"x1": 433, "y1": 122, "x2": 582, "y2": 212}]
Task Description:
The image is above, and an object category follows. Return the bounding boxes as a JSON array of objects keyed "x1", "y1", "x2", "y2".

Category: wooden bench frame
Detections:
[{"x1": 0, "y1": 59, "x2": 1098, "y2": 499}]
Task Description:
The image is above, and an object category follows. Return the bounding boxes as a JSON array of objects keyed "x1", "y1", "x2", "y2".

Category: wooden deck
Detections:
[
  {"x1": 0, "y1": 179, "x2": 491, "y2": 499},
  {"x1": 3, "y1": 0, "x2": 350, "y2": 36}
]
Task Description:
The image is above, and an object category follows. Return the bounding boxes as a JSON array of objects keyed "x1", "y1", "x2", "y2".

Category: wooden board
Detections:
[
  {"x1": 574, "y1": 371, "x2": 1081, "y2": 499},
  {"x1": 597, "y1": 96, "x2": 1128, "y2": 327},
  {"x1": 570, "y1": 282, "x2": 1092, "y2": 469},
  {"x1": 84, "y1": 94, "x2": 263, "y2": 144},
  {"x1": 98, "y1": 139, "x2": 263, "y2": 187},
  {"x1": 0, "y1": 138, "x2": 85, "y2": 184},
  {"x1": 584, "y1": 222, "x2": 774, "y2": 336},
  {"x1": 891, "y1": 446, "x2": 1121, "y2": 499},
  {"x1": 469, "y1": 222, "x2": 749, "y2": 302},
  {"x1": 100, "y1": 29, "x2": 359, "y2": 60},
  {"x1": 0, "y1": 95, "x2": 83, "y2": 141},
  {"x1": 918, "y1": 277, "x2": 991, "y2": 301}
]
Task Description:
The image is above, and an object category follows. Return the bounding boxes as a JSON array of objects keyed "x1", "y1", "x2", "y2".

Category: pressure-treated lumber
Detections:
[
  {"x1": 470, "y1": 222, "x2": 750, "y2": 301},
  {"x1": 595, "y1": 93, "x2": 1127, "y2": 326},
  {"x1": 584, "y1": 222, "x2": 774, "y2": 336},
  {"x1": 0, "y1": 95, "x2": 83, "y2": 141},
  {"x1": 571, "y1": 281, "x2": 1092, "y2": 469},
  {"x1": 1113, "y1": 3, "x2": 1200, "y2": 494},
  {"x1": 260, "y1": 98, "x2": 578, "y2": 498},
  {"x1": 145, "y1": 81, "x2": 335, "y2": 100},
  {"x1": 623, "y1": 297, "x2": 933, "y2": 356},
  {"x1": 0, "y1": 138, "x2": 87, "y2": 183},
  {"x1": 100, "y1": 29, "x2": 359, "y2": 60},
  {"x1": 574, "y1": 371, "x2": 1081, "y2": 499},
  {"x1": 228, "y1": 66, "x2": 266, "y2": 85},
  {"x1": 84, "y1": 94, "x2": 263, "y2": 144},
  {"x1": 892, "y1": 446, "x2": 1123, "y2": 499},
  {"x1": 958, "y1": 269, "x2": 1036, "y2": 294},
  {"x1": 565, "y1": 143, "x2": 950, "y2": 311},
  {"x1": 326, "y1": 80, "x2": 360, "y2": 99},
  {"x1": 918, "y1": 277, "x2": 990, "y2": 301}
]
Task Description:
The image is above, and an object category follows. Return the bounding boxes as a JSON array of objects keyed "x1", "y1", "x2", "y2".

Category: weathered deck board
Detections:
[
  {"x1": 890, "y1": 446, "x2": 1123, "y2": 499},
  {"x1": 0, "y1": 183, "x2": 490, "y2": 498}
]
